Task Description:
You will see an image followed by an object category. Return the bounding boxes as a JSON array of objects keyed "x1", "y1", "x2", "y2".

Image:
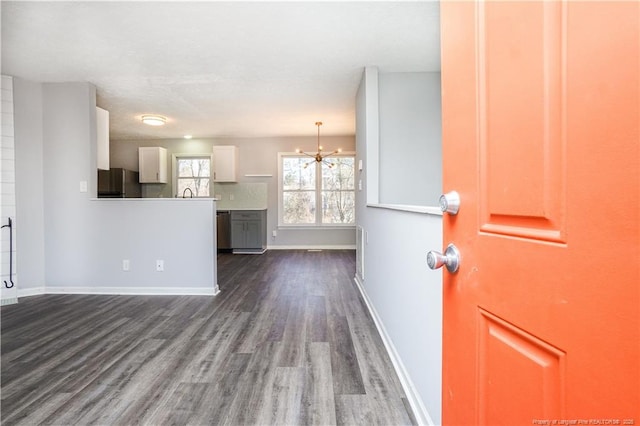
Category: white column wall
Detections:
[
  {"x1": 1, "y1": 75, "x2": 18, "y2": 305},
  {"x1": 13, "y1": 77, "x2": 45, "y2": 294}
]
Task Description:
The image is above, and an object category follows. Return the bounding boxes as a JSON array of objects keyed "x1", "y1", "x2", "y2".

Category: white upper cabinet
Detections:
[
  {"x1": 139, "y1": 147, "x2": 168, "y2": 183},
  {"x1": 213, "y1": 145, "x2": 238, "y2": 182},
  {"x1": 96, "y1": 107, "x2": 109, "y2": 170}
]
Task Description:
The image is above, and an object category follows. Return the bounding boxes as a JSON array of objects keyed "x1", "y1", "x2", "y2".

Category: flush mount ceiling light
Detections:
[
  {"x1": 296, "y1": 121, "x2": 342, "y2": 168},
  {"x1": 141, "y1": 115, "x2": 166, "y2": 126}
]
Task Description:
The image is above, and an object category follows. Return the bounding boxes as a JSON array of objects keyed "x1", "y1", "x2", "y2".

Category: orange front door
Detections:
[{"x1": 440, "y1": 1, "x2": 639, "y2": 424}]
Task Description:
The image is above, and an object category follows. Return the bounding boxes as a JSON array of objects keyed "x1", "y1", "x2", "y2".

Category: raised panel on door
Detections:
[
  {"x1": 475, "y1": 3, "x2": 569, "y2": 419},
  {"x1": 440, "y1": 1, "x2": 639, "y2": 424},
  {"x1": 477, "y1": 1, "x2": 566, "y2": 243}
]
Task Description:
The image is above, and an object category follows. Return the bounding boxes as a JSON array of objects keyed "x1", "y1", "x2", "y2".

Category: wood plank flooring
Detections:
[{"x1": 1, "y1": 250, "x2": 416, "y2": 425}]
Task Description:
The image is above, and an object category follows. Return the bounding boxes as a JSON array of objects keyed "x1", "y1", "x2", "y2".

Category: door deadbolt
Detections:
[{"x1": 439, "y1": 191, "x2": 460, "y2": 215}]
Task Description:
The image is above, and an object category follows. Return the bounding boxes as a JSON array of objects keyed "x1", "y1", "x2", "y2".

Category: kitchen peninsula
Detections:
[{"x1": 88, "y1": 197, "x2": 218, "y2": 295}]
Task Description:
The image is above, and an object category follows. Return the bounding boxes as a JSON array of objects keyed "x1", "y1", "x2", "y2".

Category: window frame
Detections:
[
  {"x1": 171, "y1": 153, "x2": 214, "y2": 198},
  {"x1": 278, "y1": 151, "x2": 356, "y2": 228}
]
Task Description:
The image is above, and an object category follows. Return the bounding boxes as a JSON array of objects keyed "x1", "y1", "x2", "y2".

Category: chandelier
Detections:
[{"x1": 296, "y1": 121, "x2": 342, "y2": 168}]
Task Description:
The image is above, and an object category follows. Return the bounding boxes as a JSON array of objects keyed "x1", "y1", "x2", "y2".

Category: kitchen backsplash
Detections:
[{"x1": 214, "y1": 182, "x2": 268, "y2": 210}]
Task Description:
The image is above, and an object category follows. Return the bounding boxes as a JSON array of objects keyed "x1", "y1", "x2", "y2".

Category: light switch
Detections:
[
  {"x1": 358, "y1": 179, "x2": 362, "y2": 191},
  {"x1": 80, "y1": 180, "x2": 88, "y2": 193}
]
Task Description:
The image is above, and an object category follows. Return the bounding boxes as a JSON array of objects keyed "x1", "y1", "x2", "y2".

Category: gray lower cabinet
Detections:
[{"x1": 230, "y1": 210, "x2": 267, "y2": 253}]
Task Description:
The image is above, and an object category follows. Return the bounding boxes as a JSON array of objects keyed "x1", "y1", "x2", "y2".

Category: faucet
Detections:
[{"x1": 182, "y1": 188, "x2": 194, "y2": 198}]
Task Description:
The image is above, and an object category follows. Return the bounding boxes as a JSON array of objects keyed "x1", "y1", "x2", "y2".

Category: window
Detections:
[
  {"x1": 279, "y1": 154, "x2": 355, "y2": 226},
  {"x1": 175, "y1": 155, "x2": 211, "y2": 197}
]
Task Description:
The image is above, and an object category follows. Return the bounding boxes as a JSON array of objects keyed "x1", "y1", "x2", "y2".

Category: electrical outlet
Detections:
[
  {"x1": 122, "y1": 259, "x2": 130, "y2": 271},
  {"x1": 79, "y1": 180, "x2": 88, "y2": 193},
  {"x1": 156, "y1": 260, "x2": 164, "y2": 272},
  {"x1": 229, "y1": 193, "x2": 235, "y2": 201}
]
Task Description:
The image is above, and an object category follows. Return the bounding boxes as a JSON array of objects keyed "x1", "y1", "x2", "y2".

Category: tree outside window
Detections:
[
  {"x1": 322, "y1": 157, "x2": 355, "y2": 224},
  {"x1": 177, "y1": 157, "x2": 210, "y2": 197},
  {"x1": 281, "y1": 155, "x2": 355, "y2": 225}
]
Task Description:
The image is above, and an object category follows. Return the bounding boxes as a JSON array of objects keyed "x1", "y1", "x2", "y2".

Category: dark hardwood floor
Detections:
[{"x1": 1, "y1": 250, "x2": 416, "y2": 425}]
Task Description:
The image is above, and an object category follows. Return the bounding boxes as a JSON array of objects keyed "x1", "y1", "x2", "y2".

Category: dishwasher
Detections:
[{"x1": 216, "y1": 210, "x2": 231, "y2": 252}]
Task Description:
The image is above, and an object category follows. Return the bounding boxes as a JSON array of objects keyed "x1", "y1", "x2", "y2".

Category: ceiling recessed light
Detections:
[
  {"x1": 184, "y1": 135, "x2": 192, "y2": 139},
  {"x1": 141, "y1": 115, "x2": 166, "y2": 126}
]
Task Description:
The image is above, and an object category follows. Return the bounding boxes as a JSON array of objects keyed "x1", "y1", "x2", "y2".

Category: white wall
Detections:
[
  {"x1": 1, "y1": 75, "x2": 18, "y2": 304},
  {"x1": 110, "y1": 136, "x2": 356, "y2": 249},
  {"x1": 13, "y1": 77, "x2": 45, "y2": 293},
  {"x1": 42, "y1": 83, "x2": 98, "y2": 286},
  {"x1": 12, "y1": 80, "x2": 217, "y2": 296},
  {"x1": 13, "y1": 77, "x2": 45, "y2": 292},
  {"x1": 74, "y1": 199, "x2": 216, "y2": 294},
  {"x1": 379, "y1": 72, "x2": 442, "y2": 206},
  {"x1": 355, "y1": 68, "x2": 443, "y2": 425}
]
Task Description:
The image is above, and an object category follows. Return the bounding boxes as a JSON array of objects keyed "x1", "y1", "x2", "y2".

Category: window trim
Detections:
[
  {"x1": 277, "y1": 151, "x2": 356, "y2": 228},
  {"x1": 171, "y1": 153, "x2": 214, "y2": 198}
]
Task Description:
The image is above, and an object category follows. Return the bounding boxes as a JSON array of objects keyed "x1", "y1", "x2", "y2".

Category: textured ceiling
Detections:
[{"x1": 1, "y1": 1, "x2": 440, "y2": 139}]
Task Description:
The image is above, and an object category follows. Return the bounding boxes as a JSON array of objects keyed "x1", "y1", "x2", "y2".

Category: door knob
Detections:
[
  {"x1": 439, "y1": 191, "x2": 460, "y2": 215},
  {"x1": 427, "y1": 244, "x2": 460, "y2": 273}
]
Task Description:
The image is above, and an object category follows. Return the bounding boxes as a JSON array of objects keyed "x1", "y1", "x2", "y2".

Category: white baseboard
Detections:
[
  {"x1": 42, "y1": 286, "x2": 219, "y2": 296},
  {"x1": 15, "y1": 285, "x2": 219, "y2": 299},
  {"x1": 353, "y1": 275, "x2": 435, "y2": 426},
  {"x1": 18, "y1": 287, "x2": 46, "y2": 298},
  {"x1": 9, "y1": 285, "x2": 224, "y2": 300},
  {"x1": 267, "y1": 244, "x2": 356, "y2": 250},
  {"x1": 232, "y1": 248, "x2": 267, "y2": 254}
]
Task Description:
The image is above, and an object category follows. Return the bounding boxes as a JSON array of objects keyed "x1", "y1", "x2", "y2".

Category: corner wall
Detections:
[
  {"x1": 42, "y1": 83, "x2": 97, "y2": 286},
  {"x1": 12, "y1": 80, "x2": 216, "y2": 296},
  {"x1": 355, "y1": 68, "x2": 443, "y2": 425}
]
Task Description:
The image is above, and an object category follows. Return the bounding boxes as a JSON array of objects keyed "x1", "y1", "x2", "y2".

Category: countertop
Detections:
[
  {"x1": 216, "y1": 207, "x2": 267, "y2": 211},
  {"x1": 92, "y1": 197, "x2": 217, "y2": 202}
]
